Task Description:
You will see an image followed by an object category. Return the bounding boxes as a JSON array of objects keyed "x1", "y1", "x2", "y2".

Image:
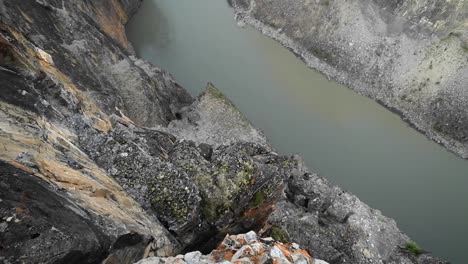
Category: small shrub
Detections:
[{"x1": 404, "y1": 241, "x2": 423, "y2": 256}]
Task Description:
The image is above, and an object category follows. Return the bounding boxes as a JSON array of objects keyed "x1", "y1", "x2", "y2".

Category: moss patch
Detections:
[
  {"x1": 146, "y1": 172, "x2": 191, "y2": 223},
  {"x1": 237, "y1": 161, "x2": 254, "y2": 185},
  {"x1": 270, "y1": 225, "x2": 289, "y2": 243},
  {"x1": 251, "y1": 191, "x2": 266, "y2": 207}
]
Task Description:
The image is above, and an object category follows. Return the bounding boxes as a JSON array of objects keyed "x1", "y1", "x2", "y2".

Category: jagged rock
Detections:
[
  {"x1": 78, "y1": 111, "x2": 295, "y2": 250},
  {"x1": 0, "y1": 0, "x2": 295, "y2": 260},
  {"x1": 0, "y1": 0, "x2": 450, "y2": 263},
  {"x1": 0, "y1": 160, "x2": 176, "y2": 264},
  {"x1": 264, "y1": 156, "x2": 448, "y2": 264},
  {"x1": 165, "y1": 83, "x2": 270, "y2": 148},
  {"x1": 135, "y1": 231, "x2": 328, "y2": 264}
]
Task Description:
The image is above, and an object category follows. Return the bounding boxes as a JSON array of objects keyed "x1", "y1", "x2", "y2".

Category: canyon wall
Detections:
[
  {"x1": 0, "y1": 0, "x2": 449, "y2": 263},
  {"x1": 233, "y1": 0, "x2": 468, "y2": 158}
]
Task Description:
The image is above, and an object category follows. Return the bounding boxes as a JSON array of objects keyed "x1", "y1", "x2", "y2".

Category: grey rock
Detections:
[
  {"x1": 184, "y1": 251, "x2": 202, "y2": 264},
  {"x1": 264, "y1": 156, "x2": 447, "y2": 263},
  {"x1": 0, "y1": 222, "x2": 8, "y2": 232},
  {"x1": 0, "y1": 0, "x2": 450, "y2": 263}
]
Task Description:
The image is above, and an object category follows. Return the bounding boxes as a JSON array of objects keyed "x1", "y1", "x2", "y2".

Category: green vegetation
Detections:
[
  {"x1": 270, "y1": 225, "x2": 289, "y2": 243},
  {"x1": 237, "y1": 161, "x2": 254, "y2": 185},
  {"x1": 206, "y1": 82, "x2": 225, "y2": 100},
  {"x1": 146, "y1": 172, "x2": 190, "y2": 222},
  {"x1": 404, "y1": 241, "x2": 423, "y2": 256},
  {"x1": 251, "y1": 191, "x2": 266, "y2": 207},
  {"x1": 281, "y1": 159, "x2": 291, "y2": 168}
]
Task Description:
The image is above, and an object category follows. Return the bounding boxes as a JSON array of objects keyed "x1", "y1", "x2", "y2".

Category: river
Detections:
[{"x1": 126, "y1": 0, "x2": 468, "y2": 262}]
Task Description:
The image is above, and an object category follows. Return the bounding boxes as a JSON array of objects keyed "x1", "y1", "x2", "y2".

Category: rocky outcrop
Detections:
[
  {"x1": 0, "y1": 0, "x2": 448, "y2": 263},
  {"x1": 0, "y1": 160, "x2": 170, "y2": 263},
  {"x1": 0, "y1": 0, "x2": 292, "y2": 261},
  {"x1": 135, "y1": 231, "x2": 326, "y2": 264},
  {"x1": 231, "y1": 0, "x2": 468, "y2": 158},
  {"x1": 266, "y1": 156, "x2": 447, "y2": 264}
]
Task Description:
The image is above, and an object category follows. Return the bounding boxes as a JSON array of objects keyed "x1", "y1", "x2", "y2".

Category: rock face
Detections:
[
  {"x1": 0, "y1": 0, "x2": 448, "y2": 263},
  {"x1": 0, "y1": 0, "x2": 292, "y2": 261},
  {"x1": 266, "y1": 156, "x2": 447, "y2": 264},
  {"x1": 231, "y1": 0, "x2": 468, "y2": 158}
]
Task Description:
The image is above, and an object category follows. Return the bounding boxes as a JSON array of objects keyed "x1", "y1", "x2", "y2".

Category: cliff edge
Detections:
[{"x1": 0, "y1": 0, "x2": 448, "y2": 263}]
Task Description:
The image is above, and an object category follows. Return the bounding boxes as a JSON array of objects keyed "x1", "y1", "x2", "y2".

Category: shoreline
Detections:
[{"x1": 231, "y1": 3, "x2": 468, "y2": 160}]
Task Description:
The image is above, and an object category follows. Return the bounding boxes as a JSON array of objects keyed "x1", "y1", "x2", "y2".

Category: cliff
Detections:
[
  {"x1": 0, "y1": 0, "x2": 447, "y2": 263},
  {"x1": 232, "y1": 0, "x2": 468, "y2": 159}
]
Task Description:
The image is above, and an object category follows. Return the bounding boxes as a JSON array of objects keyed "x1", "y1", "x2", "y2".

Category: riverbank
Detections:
[
  {"x1": 231, "y1": 0, "x2": 468, "y2": 159},
  {"x1": 0, "y1": 0, "x2": 452, "y2": 263}
]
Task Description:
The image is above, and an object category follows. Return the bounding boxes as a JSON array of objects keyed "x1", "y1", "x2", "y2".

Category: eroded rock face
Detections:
[
  {"x1": 264, "y1": 156, "x2": 450, "y2": 264},
  {"x1": 0, "y1": 160, "x2": 110, "y2": 263},
  {"x1": 231, "y1": 0, "x2": 468, "y2": 158},
  {"x1": 78, "y1": 112, "x2": 295, "y2": 250},
  {"x1": 0, "y1": 0, "x2": 449, "y2": 263},
  {"x1": 0, "y1": 0, "x2": 292, "y2": 261}
]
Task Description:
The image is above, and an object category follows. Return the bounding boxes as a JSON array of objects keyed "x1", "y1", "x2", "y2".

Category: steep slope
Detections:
[
  {"x1": 0, "y1": 0, "x2": 292, "y2": 261},
  {"x1": 232, "y1": 0, "x2": 468, "y2": 158},
  {"x1": 0, "y1": 0, "x2": 448, "y2": 263}
]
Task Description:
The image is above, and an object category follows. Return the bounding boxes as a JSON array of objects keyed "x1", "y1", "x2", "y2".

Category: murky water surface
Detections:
[{"x1": 127, "y1": 1, "x2": 468, "y2": 262}]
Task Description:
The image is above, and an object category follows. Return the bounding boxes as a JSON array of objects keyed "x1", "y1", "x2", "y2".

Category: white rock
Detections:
[
  {"x1": 6, "y1": 217, "x2": 13, "y2": 222},
  {"x1": 232, "y1": 245, "x2": 254, "y2": 260},
  {"x1": 363, "y1": 248, "x2": 372, "y2": 258},
  {"x1": 270, "y1": 246, "x2": 283, "y2": 258},
  {"x1": 34, "y1": 47, "x2": 54, "y2": 65},
  {"x1": 184, "y1": 251, "x2": 202, "y2": 264},
  {"x1": 292, "y1": 253, "x2": 309, "y2": 264},
  {"x1": 291, "y1": 242, "x2": 300, "y2": 249},
  {"x1": 313, "y1": 259, "x2": 330, "y2": 264},
  {"x1": 233, "y1": 257, "x2": 252, "y2": 264},
  {"x1": 244, "y1": 231, "x2": 257, "y2": 243},
  {"x1": 135, "y1": 257, "x2": 161, "y2": 264}
]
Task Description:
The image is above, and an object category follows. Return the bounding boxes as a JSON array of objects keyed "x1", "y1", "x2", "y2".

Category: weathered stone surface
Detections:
[
  {"x1": 0, "y1": 159, "x2": 175, "y2": 264},
  {"x1": 0, "y1": 0, "x2": 293, "y2": 260},
  {"x1": 135, "y1": 231, "x2": 326, "y2": 264},
  {"x1": 78, "y1": 112, "x2": 294, "y2": 250},
  {"x1": 0, "y1": 0, "x2": 450, "y2": 263},
  {"x1": 0, "y1": 0, "x2": 187, "y2": 262},
  {"x1": 264, "y1": 156, "x2": 447, "y2": 264},
  {"x1": 165, "y1": 83, "x2": 270, "y2": 148},
  {"x1": 232, "y1": 0, "x2": 468, "y2": 158}
]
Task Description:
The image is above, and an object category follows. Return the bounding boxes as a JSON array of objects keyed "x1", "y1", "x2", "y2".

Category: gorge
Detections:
[
  {"x1": 127, "y1": 0, "x2": 468, "y2": 263},
  {"x1": 0, "y1": 0, "x2": 466, "y2": 263}
]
